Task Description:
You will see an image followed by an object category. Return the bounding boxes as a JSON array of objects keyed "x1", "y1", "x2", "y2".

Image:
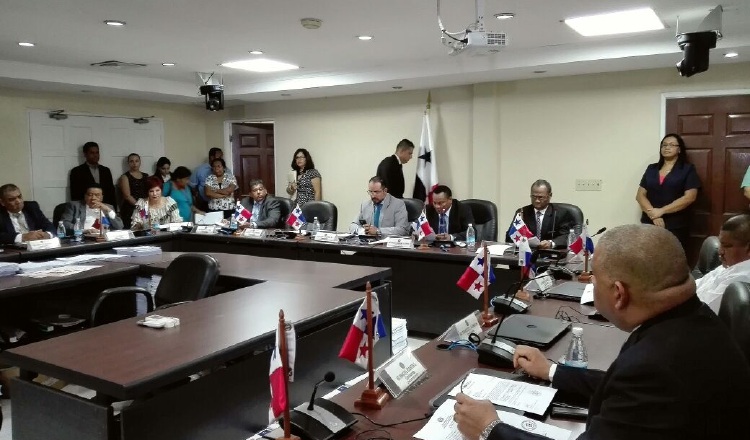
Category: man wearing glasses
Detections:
[
  {"x1": 505, "y1": 179, "x2": 575, "y2": 249},
  {"x1": 352, "y1": 176, "x2": 409, "y2": 236}
]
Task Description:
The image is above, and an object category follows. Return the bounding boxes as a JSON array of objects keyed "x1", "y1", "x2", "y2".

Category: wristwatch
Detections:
[{"x1": 479, "y1": 419, "x2": 502, "y2": 440}]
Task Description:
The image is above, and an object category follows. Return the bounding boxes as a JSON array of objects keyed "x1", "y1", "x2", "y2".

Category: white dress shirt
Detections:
[{"x1": 696, "y1": 259, "x2": 750, "y2": 305}]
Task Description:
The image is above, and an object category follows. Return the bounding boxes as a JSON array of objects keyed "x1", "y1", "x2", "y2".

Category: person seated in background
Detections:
[
  {"x1": 0, "y1": 184, "x2": 55, "y2": 244},
  {"x1": 696, "y1": 214, "x2": 750, "y2": 305},
  {"x1": 454, "y1": 224, "x2": 750, "y2": 440},
  {"x1": 425, "y1": 185, "x2": 474, "y2": 241},
  {"x1": 239, "y1": 180, "x2": 280, "y2": 229},
  {"x1": 351, "y1": 176, "x2": 409, "y2": 236},
  {"x1": 505, "y1": 179, "x2": 575, "y2": 249},
  {"x1": 130, "y1": 177, "x2": 182, "y2": 230},
  {"x1": 61, "y1": 184, "x2": 123, "y2": 235},
  {"x1": 163, "y1": 166, "x2": 204, "y2": 222}
]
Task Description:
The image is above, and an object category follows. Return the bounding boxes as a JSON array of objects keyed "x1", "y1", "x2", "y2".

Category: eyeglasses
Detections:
[
  {"x1": 661, "y1": 143, "x2": 679, "y2": 148},
  {"x1": 367, "y1": 190, "x2": 384, "y2": 195},
  {"x1": 530, "y1": 194, "x2": 549, "y2": 200}
]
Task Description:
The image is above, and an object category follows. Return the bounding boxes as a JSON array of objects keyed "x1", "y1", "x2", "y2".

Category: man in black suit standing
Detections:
[
  {"x1": 506, "y1": 179, "x2": 574, "y2": 249},
  {"x1": 455, "y1": 224, "x2": 750, "y2": 440},
  {"x1": 69, "y1": 141, "x2": 117, "y2": 208},
  {"x1": 376, "y1": 139, "x2": 414, "y2": 199},
  {"x1": 425, "y1": 185, "x2": 474, "y2": 241},
  {"x1": 239, "y1": 180, "x2": 281, "y2": 229},
  {"x1": 0, "y1": 184, "x2": 55, "y2": 245}
]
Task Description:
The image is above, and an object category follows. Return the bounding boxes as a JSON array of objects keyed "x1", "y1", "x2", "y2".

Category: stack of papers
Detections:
[
  {"x1": 17, "y1": 265, "x2": 101, "y2": 279},
  {"x1": 113, "y1": 246, "x2": 162, "y2": 256},
  {"x1": 392, "y1": 317, "x2": 408, "y2": 354},
  {"x1": 0, "y1": 262, "x2": 20, "y2": 277},
  {"x1": 19, "y1": 260, "x2": 68, "y2": 273},
  {"x1": 56, "y1": 254, "x2": 129, "y2": 264},
  {"x1": 448, "y1": 373, "x2": 557, "y2": 416}
]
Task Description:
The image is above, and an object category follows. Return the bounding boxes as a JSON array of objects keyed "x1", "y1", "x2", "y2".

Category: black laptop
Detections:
[
  {"x1": 545, "y1": 281, "x2": 588, "y2": 301},
  {"x1": 490, "y1": 315, "x2": 570, "y2": 348}
]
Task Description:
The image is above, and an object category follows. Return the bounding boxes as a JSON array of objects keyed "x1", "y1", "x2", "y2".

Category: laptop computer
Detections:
[
  {"x1": 489, "y1": 314, "x2": 570, "y2": 348},
  {"x1": 545, "y1": 281, "x2": 588, "y2": 301}
]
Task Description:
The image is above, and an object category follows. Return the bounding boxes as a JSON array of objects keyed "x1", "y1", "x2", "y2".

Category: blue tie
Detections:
[
  {"x1": 439, "y1": 213, "x2": 447, "y2": 234},
  {"x1": 373, "y1": 203, "x2": 382, "y2": 228}
]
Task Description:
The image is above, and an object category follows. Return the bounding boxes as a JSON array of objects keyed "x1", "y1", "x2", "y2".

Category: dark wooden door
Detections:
[
  {"x1": 231, "y1": 123, "x2": 275, "y2": 195},
  {"x1": 666, "y1": 95, "x2": 750, "y2": 265}
]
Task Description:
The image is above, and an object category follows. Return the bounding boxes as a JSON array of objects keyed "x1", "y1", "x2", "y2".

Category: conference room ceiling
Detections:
[{"x1": 0, "y1": 1, "x2": 747, "y2": 105}]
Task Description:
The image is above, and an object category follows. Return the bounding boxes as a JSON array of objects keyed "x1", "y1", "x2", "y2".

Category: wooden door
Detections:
[
  {"x1": 230, "y1": 123, "x2": 275, "y2": 195},
  {"x1": 666, "y1": 95, "x2": 750, "y2": 265}
]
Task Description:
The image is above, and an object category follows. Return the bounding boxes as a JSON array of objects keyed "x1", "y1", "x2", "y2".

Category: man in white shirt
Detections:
[
  {"x1": 696, "y1": 214, "x2": 750, "y2": 305},
  {"x1": 61, "y1": 184, "x2": 123, "y2": 235}
]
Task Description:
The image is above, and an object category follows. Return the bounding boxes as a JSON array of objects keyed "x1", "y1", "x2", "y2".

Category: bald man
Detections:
[
  {"x1": 455, "y1": 224, "x2": 750, "y2": 440},
  {"x1": 696, "y1": 214, "x2": 750, "y2": 305}
]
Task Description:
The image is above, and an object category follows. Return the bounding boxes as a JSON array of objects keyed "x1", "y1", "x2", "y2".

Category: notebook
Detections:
[
  {"x1": 489, "y1": 315, "x2": 570, "y2": 348},
  {"x1": 545, "y1": 281, "x2": 588, "y2": 301}
]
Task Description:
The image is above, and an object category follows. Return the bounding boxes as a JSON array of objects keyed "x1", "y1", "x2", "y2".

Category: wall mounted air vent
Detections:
[{"x1": 90, "y1": 60, "x2": 147, "y2": 69}]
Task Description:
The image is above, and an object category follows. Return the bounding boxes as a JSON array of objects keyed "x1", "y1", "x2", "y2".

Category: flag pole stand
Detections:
[
  {"x1": 96, "y1": 210, "x2": 106, "y2": 242},
  {"x1": 277, "y1": 310, "x2": 301, "y2": 440},
  {"x1": 578, "y1": 250, "x2": 592, "y2": 283},
  {"x1": 480, "y1": 242, "x2": 498, "y2": 327},
  {"x1": 418, "y1": 238, "x2": 429, "y2": 250},
  {"x1": 354, "y1": 282, "x2": 390, "y2": 410}
]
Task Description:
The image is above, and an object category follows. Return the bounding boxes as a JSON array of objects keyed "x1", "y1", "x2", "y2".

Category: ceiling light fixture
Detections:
[
  {"x1": 18, "y1": 42, "x2": 35, "y2": 47},
  {"x1": 494, "y1": 13, "x2": 515, "y2": 20},
  {"x1": 222, "y1": 59, "x2": 300, "y2": 73},
  {"x1": 300, "y1": 18, "x2": 322, "y2": 30},
  {"x1": 162, "y1": 62, "x2": 175, "y2": 66},
  {"x1": 104, "y1": 20, "x2": 126, "y2": 27},
  {"x1": 565, "y1": 7, "x2": 663, "y2": 37},
  {"x1": 724, "y1": 52, "x2": 739, "y2": 58},
  {"x1": 249, "y1": 50, "x2": 264, "y2": 55},
  {"x1": 357, "y1": 35, "x2": 373, "y2": 41}
]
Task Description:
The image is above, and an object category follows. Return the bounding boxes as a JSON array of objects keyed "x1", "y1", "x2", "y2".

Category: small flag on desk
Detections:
[
  {"x1": 286, "y1": 204, "x2": 306, "y2": 230},
  {"x1": 414, "y1": 210, "x2": 434, "y2": 240},
  {"x1": 92, "y1": 214, "x2": 110, "y2": 230},
  {"x1": 508, "y1": 212, "x2": 534, "y2": 243},
  {"x1": 518, "y1": 237, "x2": 536, "y2": 278},
  {"x1": 269, "y1": 322, "x2": 296, "y2": 423},
  {"x1": 339, "y1": 293, "x2": 387, "y2": 369},
  {"x1": 233, "y1": 201, "x2": 252, "y2": 225},
  {"x1": 569, "y1": 224, "x2": 595, "y2": 256},
  {"x1": 456, "y1": 253, "x2": 496, "y2": 299}
]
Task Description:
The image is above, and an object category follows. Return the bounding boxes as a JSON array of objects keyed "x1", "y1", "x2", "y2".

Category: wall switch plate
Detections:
[{"x1": 575, "y1": 179, "x2": 603, "y2": 191}]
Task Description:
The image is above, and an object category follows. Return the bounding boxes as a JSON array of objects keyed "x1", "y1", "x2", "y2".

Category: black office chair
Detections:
[
  {"x1": 463, "y1": 199, "x2": 498, "y2": 242},
  {"x1": 154, "y1": 253, "x2": 220, "y2": 309},
  {"x1": 52, "y1": 202, "x2": 68, "y2": 227},
  {"x1": 90, "y1": 287, "x2": 154, "y2": 327},
  {"x1": 554, "y1": 203, "x2": 585, "y2": 228},
  {"x1": 402, "y1": 198, "x2": 424, "y2": 224},
  {"x1": 302, "y1": 201, "x2": 338, "y2": 231},
  {"x1": 272, "y1": 196, "x2": 294, "y2": 229},
  {"x1": 718, "y1": 281, "x2": 750, "y2": 363},
  {"x1": 692, "y1": 236, "x2": 720, "y2": 279}
]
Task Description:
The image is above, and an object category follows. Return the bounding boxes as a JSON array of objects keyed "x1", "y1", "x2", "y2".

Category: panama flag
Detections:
[
  {"x1": 508, "y1": 212, "x2": 534, "y2": 244},
  {"x1": 456, "y1": 253, "x2": 497, "y2": 299},
  {"x1": 233, "y1": 201, "x2": 252, "y2": 225},
  {"x1": 338, "y1": 293, "x2": 387, "y2": 369},
  {"x1": 569, "y1": 224, "x2": 595, "y2": 256},
  {"x1": 413, "y1": 110, "x2": 439, "y2": 203},
  {"x1": 518, "y1": 237, "x2": 536, "y2": 278},
  {"x1": 268, "y1": 322, "x2": 296, "y2": 423},
  {"x1": 286, "y1": 204, "x2": 307, "y2": 230},
  {"x1": 414, "y1": 210, "x2": 434, "y2": 240},
  {"x1": 92, "y1": 214, "x2": 110, "y2": 230}
]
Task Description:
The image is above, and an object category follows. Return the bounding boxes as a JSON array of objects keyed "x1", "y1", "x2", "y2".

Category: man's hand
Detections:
[
  {"x1": 513, "y1": 345, "x2": 552, "y2": 380},
  {"x1": 364, "y1": 225, "x2": 379, "y2": 235},
  {"x1": 538, "y1": 240, "x2": 553, "y2": 250},
  {"x1": 21, "y1": 230, "x2": 48, "y2": 242},
  {"x1": 454, "y1": 393, "x2": 499, "y2": 440},
  {"x1": 436, "y1": 233, "x2": 451, "y2": 241},
  {"x1": 90, "y1": 201, "x2": 110, "y2": 212}
]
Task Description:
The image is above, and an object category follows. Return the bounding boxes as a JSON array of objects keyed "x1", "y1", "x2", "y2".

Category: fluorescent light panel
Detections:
[
  {"x1": 565, "y1": 7, "x2": 663, "y2": 37},
  {"x1": 222, "y1": 59, "x2": 299, "y2": 73}
]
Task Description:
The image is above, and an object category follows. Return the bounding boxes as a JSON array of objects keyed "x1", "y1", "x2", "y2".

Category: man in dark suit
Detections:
[
  {"x1": 0, "y1": 184, "x2": 55, "y2": 245},
  {"x1": 506, "y1": 179, "x2": 575, "y2": 249},
  {"x1": 60, "y1": 184, "x2": 124, "y2": 235},
  {"x1": 239, "y1": 180, "x2": 281, "y2": 229},
  {"x1": 455, "y1": 224, "x2": 750, "y2": 440},
  {"x1": 69, "y1": 141, "x2": 117, "y2": 208},
  {"x1": 375, "y1": 139, "x2": 414, "y2": 199},
  {"x1": 425, "y1": 185, "x2": 474, "y2": 241}
]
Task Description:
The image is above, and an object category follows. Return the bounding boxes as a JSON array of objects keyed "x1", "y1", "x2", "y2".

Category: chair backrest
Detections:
[
  {"x1": 90, "y1": 286, "x2": 154, "y2": 327},
  {"x1": 402, "y1": 198, "x2": 424, "y2": 223},
  {"x1": 692, "y1": 236, "x2": 721, "y2": 279},
  {"x1": 554, "y1": 203, "x2": 585, "y2": 228},
  {"x1": 718, "y1": 281, "x2": 750, "y2": 363},
  {"x1": 271, "y1": 196, "x2": 294, "y2": 229},
  {"x1": 301, "y1": 201, "x2": 338, "y2": 231},
  {"x1": 462, "y1": 199, "x2": 498, "y2": 242},
  {"x1": 154, "y1": 253, "x2": 220, "y2": 308},
  {"x1": 52, "y1": 202, "x2": 68, "y2": 227}
]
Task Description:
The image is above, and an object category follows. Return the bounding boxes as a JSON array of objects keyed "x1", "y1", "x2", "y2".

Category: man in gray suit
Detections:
[
  {"x1": 352, "y1": 176, "x2": 410, "y2": 236},
  {"x1": 240, "y1": 180, "x2": 281, "y2": 229},
  {"x1": 61, "y1": 184, "x2": 123, "y2": 235}
]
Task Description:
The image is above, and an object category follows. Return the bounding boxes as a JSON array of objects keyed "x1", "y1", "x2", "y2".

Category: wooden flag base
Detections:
[
  {"x1": 577, "y1": 272, "x2": 592, "y2": 283},
  {"x1": 418, "y1": 240, "x2": 430, "y2": 250},
  {"x1": 481, "y1": 312, "x2": 499, "y2": 327},
  {"x1": 354, "y1": 387, "x2": 390, "y2": 410},
  {"x1": 277, "y1": 435, "x2": 300, "y2": 440}
]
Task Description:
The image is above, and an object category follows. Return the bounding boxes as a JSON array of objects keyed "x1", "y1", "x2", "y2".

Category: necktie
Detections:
[
  {"x1": 373, "y1": 203, "x2": 382, "y2": 228},
  {"x1": 439, "y1": 213, "x2": 447, "y2": 234},
  {"x1": 535, "y1": 211, "x2": 542, "y2": 239},
  {"x1": 14, "y1": 212, "x2": 29, "y2": 234}
]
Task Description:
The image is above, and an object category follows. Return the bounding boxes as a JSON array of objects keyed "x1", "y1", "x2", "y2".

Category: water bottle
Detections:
[
  {"x1": 57, "y1": 221, "x2": 66, "y2": 239},
  {"x1": 466, "y1": 223, "x2": 476, "y2": 250},
  {"x1": 312, "y1": 217, "x2": 321, "y2": 235},
  {"x1": 229, "y1": 215, "x2": 238, "y2": 230},
  {"x1": 73, "y1": 219, "x2": 83, "y2": 243},
  {"x1": 564, "y1": 327, "x2": 588, "y2": 368},
  {"x1": 151, "y1": 219, "x2": 160, "y2": 235},
  {"x1": 567, "y1": 228, "x2": 576, "y2": 251}
]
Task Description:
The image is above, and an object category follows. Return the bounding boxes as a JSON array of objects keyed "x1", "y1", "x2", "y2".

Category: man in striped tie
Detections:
[{"x1": 505, "y1": 179, "x2": 575, "y2": 249}]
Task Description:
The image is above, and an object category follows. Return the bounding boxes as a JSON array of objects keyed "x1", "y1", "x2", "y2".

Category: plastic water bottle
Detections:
[
  {"x1": 229, "y1": 215, "x2": 238, "y2": 230},
  {"x1": 466, "y1": 223, "x2": 476, "y2": 250},
  {"x1": 564, "y1": 327, "x2": 588, "y2": 368},
  {"x1": 151, "y1": 220, "x2": 160, "y2": 235},
  {"x1": 313, "y1": 217, "x2": 321, "y2": 235},
  {"x1": 567, "y1": 228, "x2": 576, "y2": 251},
  {"x1": 73, "y1": 219, "x2": 83, "y2": 243},
  {"x1": 57, "y1": 221, "x2": 66, "y2": 239}
]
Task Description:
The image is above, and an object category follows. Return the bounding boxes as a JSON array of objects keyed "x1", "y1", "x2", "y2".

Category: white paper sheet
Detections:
[
  {"x1": 476, "y1": 244, "x2": 512, "y2": 256},
  {"x1": 448, "y1": 374, "x2": 557, "y2": 416},
  {"x1": 580, "y1": 283, "x2": 594, "y2": 304},
  {"x1": 194, "y1": 211, "x2": 223, "y2": 225}
]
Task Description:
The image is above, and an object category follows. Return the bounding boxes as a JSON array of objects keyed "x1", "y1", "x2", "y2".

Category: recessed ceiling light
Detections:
[
  {"x1": 222, "y1": 59, "x2": 300, "y2": 73},
  {"x1": 161, "y1": 62, "x2": 175, "y2": 66},
  {"x1": 565, "y1": 7, "x2": 663, "y2": 37},
  {"x1": 392, "y1": 86, "x2": 403, "y2": 90},
  {"x1": 357, "y1": 35, "x2": 373, "y2": 41},
  {"x1": 18, "y1": 42, "x2": 35, "y2": 47},
  {"x1": 281, "y1": 93, "x2": 291, "y2": 97},
  {"x1": 104, "y1": 20, "x2": 126, "y2": 27},
  {"x1": 724, "y1": 52, "x2": 739, "y2": 58},
  {"x1": 249, "y1": 50, "x2": 264, "y2": 55},
  {"x1": 494, "y1": 13, "x2": 515, "y2": 20}
]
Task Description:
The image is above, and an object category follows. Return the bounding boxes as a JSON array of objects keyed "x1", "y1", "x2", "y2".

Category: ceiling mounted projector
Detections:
[{"x1": 437, "y1": 0, "x2": 508, "y2": 56}]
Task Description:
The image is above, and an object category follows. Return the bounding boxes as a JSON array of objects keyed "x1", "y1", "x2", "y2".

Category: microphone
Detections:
[
  {"x1": 307, "y1": 371, "x2": 335, "y2": 410},
  {"x1": 591, "y1": 227, "x2": 606, "y2": 237},
  {"x1": 549, "y1": 206, "x2": 557, "y2": 245}
]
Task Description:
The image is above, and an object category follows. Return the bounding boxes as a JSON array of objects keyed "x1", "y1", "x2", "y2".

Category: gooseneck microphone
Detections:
[
  {"x1": 307, "y1": 371, "x2": 336, "y2": 410},
  {"x1": 591, "y1": 227, "x2": 606, "y2": 237}
]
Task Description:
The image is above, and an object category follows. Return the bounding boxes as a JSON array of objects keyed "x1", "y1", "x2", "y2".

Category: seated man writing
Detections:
[
  {"x1": 351, "y1": 176, "x2": 409, "y2": 236},
  {"x1": 695, "y1": 214, "x2": 750, "y2": 305},
  {"x1": 0, "y1": 183, "x2": 55, "y2": 244},
  {"x1": 425, "y1": 185, "x2": 474, "y2": 241},
  {"x1": 455, "y1": 224, "x2": 750, "y2": 440},
  {"x1": 239, "y1": 180, "x2": 281, "y2": 229},
  {"x1": 505, "y1": 179, "x2": 575, "y2": 249},
  {"x1": 61, "y1": 183, "x2": 124, "y2": 235}
]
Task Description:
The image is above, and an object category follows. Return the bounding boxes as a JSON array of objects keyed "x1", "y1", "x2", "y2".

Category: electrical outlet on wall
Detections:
[{"x1": 575, "y1": 179, "x2": 603, "y2": 191}]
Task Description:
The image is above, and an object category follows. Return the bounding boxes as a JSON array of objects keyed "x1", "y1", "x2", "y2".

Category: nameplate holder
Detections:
[
  {"x1": 386, "y1": 237, "x2": 414, "y2": 249},
  {"x1": 536, "y1": 273, "x2": 555, "y2": 291},
  {"x1": 167, "y1": 223, "x2": 182, "y2": 232},
  {"x1": 443, "y1": 311, "x2": 483, "y2": 343},
  {"x1": 27, "y1": 237, "x2": 61, "y2": 251},
  {"x1": 105, "y1": 230, "x2": 135, "y2": 241},
  {"x1": 242, "y1": 228, "x2": 265, "y2": 238},
  {"x1": 376, "y1": 348, "x2": 428, "y2": 399},
  {"x1": 314, "y1": 232, "x2": 338, "y2": 243},
  {"x1": 194, "y1": 225, "x2": 217, "y2": 234}
]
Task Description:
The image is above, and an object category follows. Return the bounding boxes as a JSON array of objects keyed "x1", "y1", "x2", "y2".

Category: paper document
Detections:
[
  {"x1": 17, "y1": 265, "x2": 101, "y2": 279},
  {"x1": 414, "y1": 399, "x2": 570, "y2": 440},
  {"x1": 194, "y1": 211, "x2": 223, "y2": 225},
  {"x1": 448, "y1": 373, "x2": 557, "y2": 416},
  {"x1": 580, "y1": 284, "x2": 594, "y2": 305},
  {"x1": 476, "y1": 244, "x2": 512, "y2": 256}
]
